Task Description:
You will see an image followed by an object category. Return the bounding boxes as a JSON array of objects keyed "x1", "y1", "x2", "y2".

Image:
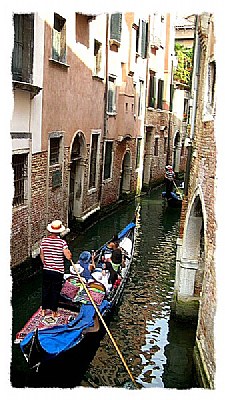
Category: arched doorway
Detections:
[
  {"x1": 176, "y1": 193, "x2": 205, "y2": 300},
  {"x1": 120, "y1": 151, "x2": 131, "y2": 196},
  {"x1": 173, "y1": 130, "x2": 181, "y2": 173},
  {"x1": 68, "y1": 131, "x2": 86, "y2": 222}
]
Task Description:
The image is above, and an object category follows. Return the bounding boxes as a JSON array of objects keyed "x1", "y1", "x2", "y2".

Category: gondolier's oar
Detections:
[
  {"x1": 173, "y1": 180, "x2": 183, "y2": 199},
  {"x1": 70, "y1": 260, "x2": 139, "y2": 389}
]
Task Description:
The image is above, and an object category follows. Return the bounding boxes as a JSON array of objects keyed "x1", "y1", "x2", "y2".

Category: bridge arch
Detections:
[{"x1": 176, "y1": 186, "x2": 206, "y2": 301}]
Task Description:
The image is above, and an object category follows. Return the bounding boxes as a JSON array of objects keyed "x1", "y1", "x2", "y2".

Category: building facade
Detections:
[
  {"x1": 10, "y1": 11, "x2": 185, "y2": 268},
  {"x1": 173, "y1": 13, "x2": 216, "y2": 388}
]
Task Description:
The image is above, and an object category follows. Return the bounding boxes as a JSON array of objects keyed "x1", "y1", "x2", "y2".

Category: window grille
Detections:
[
  {"x1": 104, "y1": 141, "x2": 113, "y2": 180},
  {"x1": 12, "y1": 154, "x2": 28, "y2": 207}
]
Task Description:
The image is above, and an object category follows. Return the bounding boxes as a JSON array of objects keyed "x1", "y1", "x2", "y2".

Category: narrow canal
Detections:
[{"x1": 11, "y1": 187, "x2": 198, "y2": 389}]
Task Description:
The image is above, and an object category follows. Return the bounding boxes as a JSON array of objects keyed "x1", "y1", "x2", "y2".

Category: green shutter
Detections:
[
  {"x1": 141, "y1": 21, "x2": 148, "y2": 58},
  {"x1": 110, "y1": 13, "x2": 122, "y2": 42}
]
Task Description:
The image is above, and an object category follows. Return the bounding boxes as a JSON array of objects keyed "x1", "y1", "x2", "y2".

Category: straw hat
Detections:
[{"x1": 47, "y1": 220, "x2": 65, "y2": 233}]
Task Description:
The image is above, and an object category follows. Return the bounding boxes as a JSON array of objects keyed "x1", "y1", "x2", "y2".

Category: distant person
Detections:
[
  {"x1": 165, "y1": 165, "x2": 175, "y2": 199},
  {"x1": 40, "y1": 220, "x2": 72, "y2": 321}
]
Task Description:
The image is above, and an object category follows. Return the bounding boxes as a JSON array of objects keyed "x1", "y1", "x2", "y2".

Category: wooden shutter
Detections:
[
  {"x1": 110, "y1": 13, "x2": 122, "y2": 42},
  {"x1": 141, "y1": 21, "x2": 148, "y2": 58}
]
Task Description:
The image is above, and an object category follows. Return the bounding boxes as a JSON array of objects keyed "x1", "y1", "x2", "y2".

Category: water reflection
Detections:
[{"x1": 80, "y1": 191, "x2": 197, "y2": 389}]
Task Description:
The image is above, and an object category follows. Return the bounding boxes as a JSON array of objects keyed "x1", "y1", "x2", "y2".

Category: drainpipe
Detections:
[
  {"x1": 184, "y1": 14, "x2": 200, "y2": 195},
  {"x1": 99, "y1": 13, "x2": 109, "y2": 203},
  {"x1": 166, "y1": 14, "x2": 173, "y2": 166}
]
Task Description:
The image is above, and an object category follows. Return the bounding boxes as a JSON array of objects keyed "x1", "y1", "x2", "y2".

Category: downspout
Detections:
[
  {"x1": 184, "y1": 14, "x2": 200, "y2": 195},
  {"x1": 166, "y1": 13, "x2": 172, "y2": 166},
  {"x1": 99, "y1": 13, "x2": 109, "y2": 203}
]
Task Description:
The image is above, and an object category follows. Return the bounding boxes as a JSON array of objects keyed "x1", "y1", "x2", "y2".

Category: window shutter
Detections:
[
  {"x1": 141, "y1": 21, "x2": 148, "y2": 58},
  {"x1": 52, "y1": 29, "x2": 60, "y2": 61},
  {"x1": 110, "y1": 13, "x2": 122, "y2": 42}
]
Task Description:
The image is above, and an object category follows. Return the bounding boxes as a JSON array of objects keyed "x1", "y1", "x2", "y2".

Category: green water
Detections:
[{"x1": 11, "y1": 188, "x2": 198, "y2": 388}]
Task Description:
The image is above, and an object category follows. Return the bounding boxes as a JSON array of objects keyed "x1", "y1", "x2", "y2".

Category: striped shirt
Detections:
[
  {"x1": 165, "y1": 170, "x2": 175, "y2": 181},
  {"x1": 40, "y1": 236, "x2": 68, "y2": 274}
]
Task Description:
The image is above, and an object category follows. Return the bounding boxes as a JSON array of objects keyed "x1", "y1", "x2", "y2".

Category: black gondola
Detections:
[{"x1": 15, "y1": 221, "x2": 136, "y2": 370}]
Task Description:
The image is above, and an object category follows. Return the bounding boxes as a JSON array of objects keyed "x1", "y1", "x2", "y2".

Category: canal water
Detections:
[{"x1": 11, "y1": 187, "x2": 198, "y2": 389}]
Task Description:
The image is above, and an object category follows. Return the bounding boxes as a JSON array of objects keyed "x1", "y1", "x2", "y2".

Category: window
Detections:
[
  {"x1": 50, "y1": 137, "x2": 61, "y2": 165},
  {"x1": 148, "y1": 70, "x2": 156, "y2": 108},
  {"x1": 207, "y1": 61, "x2": 216, "y2": 107},
  {"x1": 52, "y1": 13, "x2": 66, "y2": 63},
  {"x1": 94, "y1": 39, "x2": 102, "y2": 76},
  {"x1": 138, "y1": 80, "x2": 144, "y2": 116},
  {"x1": 164, "y1": 137, "x2": 167, "y2": 154},
  {"x1": 110, "y1": 13, "x2": 122, "y2": 43},
  {"x1": 135, "y1": 22, "x2": 140, "y2": 53},
  {"x1": 103, "y1": 141, "x2": 113, "y2": 180},
  {"x1": 154, "y1": 137, "x2": 159, "y2": 156},
  {"x1": 107, "y1": 76, "x2": 117, "y2": 113},
  {"x1": 136, "y1": 138, "x2": 142, "y2": 168},
  {"x1": 89, "y1": 133, "x2": 99, "y2": 189},
  {"x1": 169, "y1": 83, "x2": 174, "y2": 112},
  {"x1": 157, "y1": 79, "x2": 164, "y2": 109},
  {"x1": 12, "y1": 153, "x2": 28, "y2": 207},
  {"x1": 12, "y1": 14, "x2": 34, "y2": 82},
  {"x1": 135, "y1": 19, "x2": 148, "y2": 58}
]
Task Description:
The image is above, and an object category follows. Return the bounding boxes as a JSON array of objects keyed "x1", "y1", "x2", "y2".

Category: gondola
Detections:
[
  {"x1": 162, "y1": 191, "x2": 182, "y2": 208},
  {"x1": 15, "y1": 220, "x2": 136, "y2": 370}
]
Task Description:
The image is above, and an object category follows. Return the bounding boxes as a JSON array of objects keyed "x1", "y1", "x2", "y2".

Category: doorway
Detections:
[{"x1": 68, "y1": 132, "x2": 86, "y2": 221}]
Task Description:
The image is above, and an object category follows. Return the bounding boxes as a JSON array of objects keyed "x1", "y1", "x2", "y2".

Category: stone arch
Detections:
[
  {"x1": 173, "y1": 130, "x2": 181, "y2": 173},
  {"x1": 120, "y1": 150, "x2": 132, "y2": 196},
  {"x1": 68, "y1": 131, "x2": 86, "y2": 221},
  {"x1": 177, "y1": 186, "x2": 206, "y2": 299}
]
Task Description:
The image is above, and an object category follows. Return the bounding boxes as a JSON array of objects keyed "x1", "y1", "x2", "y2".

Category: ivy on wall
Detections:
[{"x1": 173, "y1": 43, "x2": 193, "y2": 86}]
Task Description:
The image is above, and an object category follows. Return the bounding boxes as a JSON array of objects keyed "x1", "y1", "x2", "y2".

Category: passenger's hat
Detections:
[
  {"x1": 79, "y1": 251, "x2": 91, "y2": 266},
  {"x1": 47, "y1": 219, "x2": 65, "y2": 233}
]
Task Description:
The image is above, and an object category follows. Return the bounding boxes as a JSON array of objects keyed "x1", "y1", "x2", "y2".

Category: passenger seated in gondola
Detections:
[
  {"x1": 111, "y1": 240, "x2": 125, "y2": 273},
  {"x1": 78, "y1": 251, "x2": 95, "y2": 283},
  {"x1": 102, "y1": 234, "x2": 118, "y2": 260},
  {"x1": 102, "y1": 257, "x2": 118, "y2": 286}
]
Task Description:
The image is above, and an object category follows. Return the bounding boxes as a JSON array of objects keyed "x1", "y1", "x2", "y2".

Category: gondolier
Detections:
[
  {"x1": 40, "y1": 219, "x2": 72, "y2": 322},
  {"x1": 164, "y1": 165, "x2": 175, "y2": 199}
]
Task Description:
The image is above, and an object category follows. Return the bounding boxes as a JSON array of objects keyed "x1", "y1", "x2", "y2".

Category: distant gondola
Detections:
[
  {"x1": 162, "y1": 190, "x2": 182, "y2": 208},
  {"x1": 15, "y1": 221, "x2": 136, "y2": 370}
]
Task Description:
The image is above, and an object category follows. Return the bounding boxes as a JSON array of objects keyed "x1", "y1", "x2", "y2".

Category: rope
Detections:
[{"x1": 70, "y1": 260, "x2": 139, "y2": 389}]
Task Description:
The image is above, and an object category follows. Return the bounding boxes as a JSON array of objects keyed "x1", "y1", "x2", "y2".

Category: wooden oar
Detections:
[
  {"x1": 70, "y1": 260, "x2": 139, "y2": 389},
  {"x1": 173, "y1": 180, "x2": 183, "y2": 199}
]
